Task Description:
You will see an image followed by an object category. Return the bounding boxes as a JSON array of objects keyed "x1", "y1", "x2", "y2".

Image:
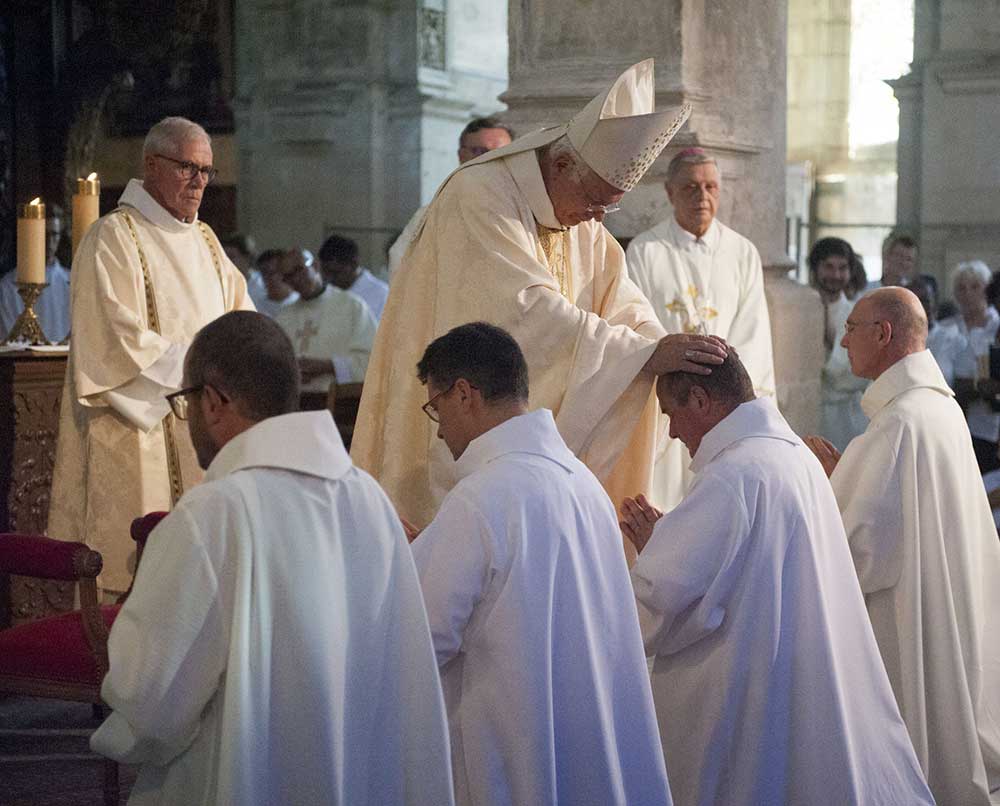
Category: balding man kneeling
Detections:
[
  {"x1": 807, "y1": 287, "x2": 1000, "y2": 806},
  {"x1": 624, "y1": 350, "x2": 931, "y2": 806}
]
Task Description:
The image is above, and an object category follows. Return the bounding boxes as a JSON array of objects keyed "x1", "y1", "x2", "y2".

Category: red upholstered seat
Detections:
[{"x1": 0, "y1": 605, "x2": 120, "y2": 687}]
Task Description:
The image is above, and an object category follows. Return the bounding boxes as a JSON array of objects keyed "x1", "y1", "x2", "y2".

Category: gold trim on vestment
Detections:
[
  {"x1": 536, "y1": 224, "x2": 573, "y2": 300},
  {"x1": 117, "y1": 210, "x2": 226, "y2": 507}
]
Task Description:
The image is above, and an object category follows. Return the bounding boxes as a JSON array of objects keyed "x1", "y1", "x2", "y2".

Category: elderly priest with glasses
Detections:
[
  {"x1": 354, "y1": 60, "x2": 727, "y2": 530},
  {"x1": 49, "y1": 115, "x2": 253, "y2": 596}
]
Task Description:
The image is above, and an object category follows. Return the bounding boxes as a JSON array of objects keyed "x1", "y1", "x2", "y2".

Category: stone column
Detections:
[
  {"x1": 892, "y1": 0, "x2": 1000, "y2": 288},
  {"x1": 504, "y1": 0, "x2": 822, "y2": 434},
  {"x1": 233, "y1": 0, "x2": 506, "y2": 268}
]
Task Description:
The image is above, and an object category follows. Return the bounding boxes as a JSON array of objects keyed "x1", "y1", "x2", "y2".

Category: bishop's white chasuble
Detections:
[
  {"x1": 353, "y1": 148, "x2": 665, "y2": 526},
  {"x1": 48, "y1": 180, "x2": 252, "y2": 592}
]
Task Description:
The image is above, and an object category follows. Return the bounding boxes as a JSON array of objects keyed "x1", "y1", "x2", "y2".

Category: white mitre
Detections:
[{"x1": 461, "y1": 59, "x2": 691, "y2": 193}]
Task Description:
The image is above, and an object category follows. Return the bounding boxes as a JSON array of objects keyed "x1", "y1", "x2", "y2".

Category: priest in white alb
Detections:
[
  {"x1": 807, "y1": 287, "x2": 1000, "y2": 806},
  {"x1": 409, "y1": 323, "x2": 672, "y2": 806},
  {"x1": 626, "y1": 147, "x2": 775, "y2": 511},
  {"x1": 92, "y1": 312, "x2": 453, "y2": 806},
  {"x1": 353, "y1": 59, "x2": 728, "y2": 527},
  {"x1": 48, "y1": 116, "x2": 252, "y2": 594},
  {"x1": 624, "y1": 350, "x2": 933, "y2": 806}
]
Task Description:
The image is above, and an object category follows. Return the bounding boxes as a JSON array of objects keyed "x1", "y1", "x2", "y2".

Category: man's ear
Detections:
[
  {"x1": 689, "y1": 384, "x2": 711, "y2": 412},
  {"x1": 877, "y1": 319, "x2": 894, "y2": 346},
  {"x1": 664, "y1": 180, "x2": 676, "y2": 205},
  {"x1": 201, "y1": 384, "x2": 229, "y2": 423},
  {"x1": 453, "y1": 378, "x2": 477, "y2": 409}
]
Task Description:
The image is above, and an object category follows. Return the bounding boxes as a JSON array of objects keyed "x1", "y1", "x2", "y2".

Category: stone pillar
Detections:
[
  {"x1": 233, "y1": 0, "x2": 506, "y2": 268},
  {"x1": 504, "y1": 0, "x2": 822, "y2": 434},
  {"x1": 892, "y1": 0, "x2": 1000, "y2": 290}
]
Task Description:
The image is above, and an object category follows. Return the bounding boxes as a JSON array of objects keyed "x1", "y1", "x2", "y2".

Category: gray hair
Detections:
[
  {"x1": 951, "y1": 259, "x2": 992, "y2": 293},
  {"x1": 665, "y1": 149, "x2": 718, "y2": 185},
  {"x1": 143, "y1": 117, "x2": 210, "y2": 158},
  {"x1": 545, "y1": 135, "x2": 585, "y2": 171}
]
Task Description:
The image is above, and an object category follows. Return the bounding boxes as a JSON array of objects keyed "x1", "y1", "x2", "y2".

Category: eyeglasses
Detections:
[
  {"x1": 575, "y1": 170, "x2": 621, "y2": 215},
  {"x1": 165, "y1": 385, "x2": 205, "y2": 420},
  {"x1": 422, "y1": 382, "x2": 456, "y2": 423},
  {"x1": 843, "y1": 319, "x2": 883, "y2": 335},
  {"x1": 421, "y1": 381, "x2": 479, "y2": 422},
  {"x1": 155, "y1": 154, "x2": 218, "y2": 184}
]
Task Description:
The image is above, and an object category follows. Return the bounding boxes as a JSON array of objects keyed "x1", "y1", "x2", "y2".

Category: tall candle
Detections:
[
  {"x1": 17, "y1": 198, "x2": 46, "y2": 284},
  {"x1": 72, "y1": 172, "x2": 100, "y2": 255}
]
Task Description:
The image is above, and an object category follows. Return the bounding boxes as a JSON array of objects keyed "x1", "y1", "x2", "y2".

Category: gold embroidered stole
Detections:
[
  {"x1": 117, "y1": 209, "x2": 224, "y2": 506},
  {"x1": 536, "y1": 223, "x2": 573, "y2": 300}
]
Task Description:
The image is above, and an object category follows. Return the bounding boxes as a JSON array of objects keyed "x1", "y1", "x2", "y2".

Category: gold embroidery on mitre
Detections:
[
  {"x1": 665, "y1": 284, "x2": 717, "y2": 334},
  {"x1": 537, "y1": 223, "x2": 573, "y2": 299}
]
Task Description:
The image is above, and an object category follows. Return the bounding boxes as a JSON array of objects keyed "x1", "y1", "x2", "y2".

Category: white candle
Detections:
[
  {"x1": 72, "y1": 172, "x2": 100, "y2": 255},
  {"x1": 17, "y1": 198, "x2": 46, "y2": 284}
]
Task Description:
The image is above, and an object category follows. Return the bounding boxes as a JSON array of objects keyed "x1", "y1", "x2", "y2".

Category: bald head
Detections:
[
  {"x1": 842, "y1": 287, "x2": 928, "y2": 380},
  {"x1": 865, "y1": 287, "x2": 928, "y2": 349}
]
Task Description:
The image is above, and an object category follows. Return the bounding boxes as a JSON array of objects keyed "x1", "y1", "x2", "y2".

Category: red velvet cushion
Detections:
[
  {"x1": 130, "y1": 512, "x2": 168, "y2": 548},
  {"x1": 0, "y1": 534, "x2": 96, "y2": 580},
  {"x1": 0, "y1": 605, "x2": 120, "y2": 686}
]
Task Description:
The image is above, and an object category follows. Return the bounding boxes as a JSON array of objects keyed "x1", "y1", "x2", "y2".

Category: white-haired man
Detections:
[
  {"x1": 49, "y1": 116, "x2": 252, "y2": 594},
  {"x1": 626, "y1": 148, "x2": 774, "y2": 512},
  {"x1": 354, "y1": 60, "x2": 728, "y2": 527},
  {"x1": 807, "y1": 287, "x2": 1000, "y2": 806}
]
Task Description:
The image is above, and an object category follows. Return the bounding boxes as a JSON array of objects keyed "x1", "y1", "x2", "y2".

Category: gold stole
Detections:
[
  {"x1": 117, "y1": 209, "x2": 224, "y2": 506},
  {"x1": 537, "y1": 223, "x2": 573, "y2": 299}
]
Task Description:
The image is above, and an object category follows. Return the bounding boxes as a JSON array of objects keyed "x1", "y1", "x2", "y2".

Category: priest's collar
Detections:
[
  {"x1": 454, "y1": 408, "x2": 575, "y2": 482},
  {"x1": 204, "y1": 410, "x2": 352, "y2": 483},
  {"x1": 860, "y1": 349, "x2": 953, "y2": 419},
  {"x1": 119, "y1": 179, "x2": 199, "y2": 234},
  {"x1": 690, "y1": 397, "x2": 799, "y2": 474},
  {"x1": 669, "y1": 215, "x2": 721, "y2": 252},
  {"x1": 506, "y1": 150, "x2": 565, "y2": 231}
]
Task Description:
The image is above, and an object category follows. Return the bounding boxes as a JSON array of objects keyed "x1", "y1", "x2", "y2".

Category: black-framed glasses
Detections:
[
  {"x1": 166, "y1": 385, "x2": 204, "y2": 420},
  {"x1": 155, "y1": 154, "x2": 218, "y2": 184},
  {"x1": 422, "y1": 381, "x2": 479, "y2": 423}
]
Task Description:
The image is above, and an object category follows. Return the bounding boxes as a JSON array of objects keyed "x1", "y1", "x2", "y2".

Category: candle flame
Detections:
[
  {"x1": 87, "y1": 172, "x2": 98, "y2": 181},
  {"x1": 29, "y1": 197, "x2": 41, "y2": 206}
]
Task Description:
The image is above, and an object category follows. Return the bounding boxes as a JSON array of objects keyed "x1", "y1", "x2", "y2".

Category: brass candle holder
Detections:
[{"x1": 4, "y1": 282, "x2": 50, "y2": 345}]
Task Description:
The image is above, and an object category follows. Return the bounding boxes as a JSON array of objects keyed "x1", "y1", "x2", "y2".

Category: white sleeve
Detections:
[
  {"x1": 410, "y1": 493, "x2": 493, "y2": 666},
  {"x1": 91, "y1": 504, "x2": 227, "y2": 765},
  {"x1": 331, "y1": 303, "x2": 377, "y2": 383},
  {"x1": 631, "y1": 473, "x2": 751, "y2": 656},
  {"x1": 101, "y1": 342, "x2": 187, "y2": 431}
]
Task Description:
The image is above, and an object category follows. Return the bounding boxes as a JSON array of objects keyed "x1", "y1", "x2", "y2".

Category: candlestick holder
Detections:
[{"x1": 4, "y1": 282, "x2": 50, "y2": 345}]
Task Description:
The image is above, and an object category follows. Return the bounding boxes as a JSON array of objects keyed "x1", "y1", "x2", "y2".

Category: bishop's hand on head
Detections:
[
  {"x1": 619, "y1": 494, "x2": 664, "y2": 554},
  {"x1": 644, "y1": 333, "x2": 728, "y2": 376}
]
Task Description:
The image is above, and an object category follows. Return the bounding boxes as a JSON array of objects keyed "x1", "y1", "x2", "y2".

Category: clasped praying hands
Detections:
[
  {"x1": 644, "y1": 333, "x2": 728, "y2": 376},
  {"x1": 619, "y1": 493, "x2": 664, "y2": 554}
]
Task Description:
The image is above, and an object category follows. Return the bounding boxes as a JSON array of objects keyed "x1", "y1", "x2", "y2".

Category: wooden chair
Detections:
[{"x1": 0, "y1": 513, "x2": 167, "y2": 805}]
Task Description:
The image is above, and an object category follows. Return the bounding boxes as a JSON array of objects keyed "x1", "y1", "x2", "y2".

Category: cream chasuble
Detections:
[
  {"x1": 830, "y1": 351, "x2": 1000, "y2": 805},
  {"x1": 49, "y1": 180, "x2": 252, "y2": 592},
  {"x1": 626, "y1": 216, "x2": 775, "y2": 512},
  {"x1": 352, "y1": 149, "x2": 665, "y2": 525}
]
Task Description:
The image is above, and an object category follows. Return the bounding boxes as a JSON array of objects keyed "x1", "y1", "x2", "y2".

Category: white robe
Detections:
[
  {"x1": 48, "y1": 180, "x2": 252, "y2": 591},
  {"x1": 348, "y1": 268, "x2": 389, "y2": 321},
  {"x1": 947, "y1": 310, "x2": 1000, "y2": 443},
  {"x1": 626, "y1": 216, "x2": 775, "y2": 511},
  {"x1": 411, "y1": 409, "x2": 672, "y2": 806},
  {"x1": 830, "y1": 350, "x2": 1000, "y2": 805},
  {"x1": 274, "y1": 284, "x2": 376, "y2": 392},
  {"x1": 387, "y1": 205, "x2": 428, "y2": 283},
  {"x1": 92, "y1": 411, "x2": 454, "y2": 806},
  {"x1": 631, "y1": 398, "x2": 933, "y2": 806},
  {"x1": 926, "y1": 318, "x2": 965, "y2": 389},
  {"x1": 0, "y1": 259, "x2": 71, "y2": 342},
  {"x1": 821, "y1": 292, "x2": 869, "y2": 451}
]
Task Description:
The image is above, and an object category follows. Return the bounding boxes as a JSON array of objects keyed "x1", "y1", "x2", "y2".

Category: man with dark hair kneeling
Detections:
[
  {"x1": 623, "y1": 350, "x2": 932, "y2": 806},
  {"x1": 410, "y1": 321, "x2": 672, "y2": 806},
  {"x1": 91, "y1": 310, "x2": 453, "y2": 806}
]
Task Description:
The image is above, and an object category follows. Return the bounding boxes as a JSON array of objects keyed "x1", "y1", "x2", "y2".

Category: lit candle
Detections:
[
  {"x1": 73, "y1": 172, "x2": 101, "y2": 255},
  {"x1": 17, "y1": 198, "x2": 46, "y2": 284}
]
